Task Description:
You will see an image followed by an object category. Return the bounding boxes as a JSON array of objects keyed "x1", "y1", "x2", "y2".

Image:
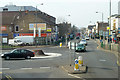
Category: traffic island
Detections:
[
  {"x1": 33, "y1": 50, "x2": 48, "y2": 56},
  {"x1": 62, "y1": 65, "x2": 87, "y2": 74}
]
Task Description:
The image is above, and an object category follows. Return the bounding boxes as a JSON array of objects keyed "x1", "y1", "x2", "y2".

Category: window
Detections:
[
  {"x1": 15, "y1": 25, "x2": 19, "y2": 32},
  {"x1": 3, "y1": 8, "x2": 8, "y2": 11},
  {"x1": 12, "y1": 50, "x2": 20, "y2": 54},
  {"x1": 21, "y1": 50, "x2": 27, "y2": 53}
]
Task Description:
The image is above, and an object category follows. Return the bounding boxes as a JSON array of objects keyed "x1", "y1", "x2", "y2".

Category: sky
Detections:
[{"x1": 0, "y1": 0, "x2": 119, "y2": 28}]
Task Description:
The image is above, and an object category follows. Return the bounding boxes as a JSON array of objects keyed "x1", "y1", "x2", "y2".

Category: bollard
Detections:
[
  {"x1": 78, "y1": 56, "x2": 83, "y2": 66},
  {"x1": 74, "y1": 59, "x2": 79, "y2": 71},
  {"x1": 60, "y1": 42, "x2": 62, "y2": 47}
]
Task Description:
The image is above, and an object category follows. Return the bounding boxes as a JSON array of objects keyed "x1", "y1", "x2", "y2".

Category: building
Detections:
[
  {"x1": 110, "y1": 14, "x2": 120, "y2": 43},
  {"x1": 86, "y1": 24, "x2": 95, "y2": 37},
  {"x1": 1, "y1": 10, "x2": 56, "y2": 44},
  {"x1": 0, "y1": 5, "x2": 38, "y2": 12},
  {"x1": 95, "y1": 22, "x2": 108, "y2": 39}
]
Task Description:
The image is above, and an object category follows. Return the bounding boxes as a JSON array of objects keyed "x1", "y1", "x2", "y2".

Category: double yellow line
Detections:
[
  {"x1": 3, "y1": 75, "x2": 13, "y2": 80},
  {"x1": 5, "y1": 75, "x2": 13, "y2": 80}
]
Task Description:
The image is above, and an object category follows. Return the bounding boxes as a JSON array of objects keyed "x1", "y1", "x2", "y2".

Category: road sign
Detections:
[
  {"x1": 107, "y1": 27, "x2": 110, "y2": 30},
  {"x1": 47, "y1": 28, "x2": 52, "y2": 32}
]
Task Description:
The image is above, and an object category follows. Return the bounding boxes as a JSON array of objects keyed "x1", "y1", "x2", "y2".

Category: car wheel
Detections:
[
  {"x1": 5, "y1": 56, "x2": 10, "y2": 60},
  {"x1": 26, "y1": 56, "x2": 31, "y2": 59}
]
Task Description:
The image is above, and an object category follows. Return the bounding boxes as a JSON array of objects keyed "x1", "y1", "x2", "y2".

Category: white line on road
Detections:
[
  {"x1": 68, "y1": 74, "x2": 81, "y2": 78},
  {"x1": 99, "y1": 59, "x2": 106, "y2": 62},
  {"x1": 40, "y1": 67, "x2": 51, "y2": 69},
  {"x1": 21, "y1": 68, "x2": 32, "y2": 70},
  {"x1": 0, "y1": 68, "x2": 10, "y2": 70},
  {"x1": 76, "y1": 52, "x2": 85, "y2": 54}
]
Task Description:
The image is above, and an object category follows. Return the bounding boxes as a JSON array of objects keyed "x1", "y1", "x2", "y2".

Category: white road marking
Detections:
[
  {"x1": 68, "y1": 74, "x2": 81, "y2": 78},
  {"x1": 99, "y1": 59, "x2": 106, "y2": 62},
  {"x1": 76, "y1": 52, "x2": 85, "y2": 54},
  {"x1": 21, "y1": 68, "x2": 32, "y2": 70},
  {"x1": 0, "y1": 68, "x2": 10, "y2": 70},
  {"x1": 40, "y1": 67, "x2": 51, "y2": 69}
]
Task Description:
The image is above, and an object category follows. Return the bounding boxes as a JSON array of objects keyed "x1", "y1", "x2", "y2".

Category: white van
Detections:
[
  {"x1": 8, "y1": 39, "x2": 23, "y2": 46},
  {"x1": 14, "y1": 36, "x2": 34, "y2": 45}
]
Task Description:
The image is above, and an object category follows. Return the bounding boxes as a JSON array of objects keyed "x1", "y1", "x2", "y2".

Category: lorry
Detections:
[
  {"x1": 14, "y1": 36, "x2": 34, "y2": 45},
  {"x1": 8, "y1": 39, "x2": 23, "y2": 46}
]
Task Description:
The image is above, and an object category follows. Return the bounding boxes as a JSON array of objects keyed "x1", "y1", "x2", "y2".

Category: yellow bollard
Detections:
[
  {"x1": 78, "y1": 56, "x2": 83, "y2": 66},
  {"x1": 74, "y1": 59, "x2": 79, "y2": 71},
  {"x1": 60, "y1": 42, "x2": 62, "y2": 47}
]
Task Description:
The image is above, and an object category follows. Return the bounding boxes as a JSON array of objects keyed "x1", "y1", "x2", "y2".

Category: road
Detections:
[
  {"x1": 75, "y1": 40, "x2": 118, "y2": 79},
  {"x1": 0, "y1": 39, "x2": 118, "y2": 80}
]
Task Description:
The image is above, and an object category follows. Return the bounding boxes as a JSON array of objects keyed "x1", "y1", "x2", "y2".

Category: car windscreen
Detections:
[
  {"x1": 17, "y1": 40, "x2": 22, "y2": 42},
  {"x1": 77, "y1": 44, "x2": 84, "y2": 47},
  {"x1": 81, "y1": 40, "x2": 86, "y2": 42}
]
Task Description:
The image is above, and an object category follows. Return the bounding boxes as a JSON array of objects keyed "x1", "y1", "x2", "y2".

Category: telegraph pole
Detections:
[
  {"x1": 36, "y1": 6, "x2": 38, "y2": 46},
  {"x1": 109, "y1": 0, "x2": 111, "y2": 49}
]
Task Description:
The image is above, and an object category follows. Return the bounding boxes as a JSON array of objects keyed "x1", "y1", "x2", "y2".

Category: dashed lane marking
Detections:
[
  {"x1": 40, "y1": 67, "x2": 51, "y2": 69},
  {"x1": 76, "y1": 52, "x2": 85, "y2": 54},
  {"x1": 21, "y1": 68, "x2": 32, "y2": 70},
  {"x1": 99, "y1": 59, "x2": 106, "y2": 62},
  {"x1": 0, "y1": 68, "x2": 10, "y2": 70}
]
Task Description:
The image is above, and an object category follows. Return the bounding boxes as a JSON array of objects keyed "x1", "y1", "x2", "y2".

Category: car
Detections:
[
  {"x1": 76, "y1": 36, "x2": 80, "y2": 39},
  {"x1": 85, "y1": 36, "x2": 89, "y2": 40},
  {"x1": 75, "y1": 44, "x2": 86, "y2": 52},
  {"x1": 1, "y1": 49, "x2": 35, "y2": 60},
  {"x1": 80, "y1": 39, "x2": 87, "y2": 46}
]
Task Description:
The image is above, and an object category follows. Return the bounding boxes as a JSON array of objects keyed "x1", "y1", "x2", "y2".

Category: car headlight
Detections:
[{"x1": 1, "y1": 54, "x2": 4, "y2": 56}]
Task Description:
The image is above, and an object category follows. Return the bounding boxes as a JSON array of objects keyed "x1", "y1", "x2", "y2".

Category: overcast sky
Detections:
[{"x1": 0, "y1": 0, "x2": 119, "y2": 28}]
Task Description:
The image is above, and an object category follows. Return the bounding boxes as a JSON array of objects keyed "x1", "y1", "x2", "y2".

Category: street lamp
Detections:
[
  {"x1": 96, "y1": 11, "x2": 105, "y2": 48},
  {"x1": 96, "y1": 11, "x2": 104, "y2": 40},
  {"x1": 35, "y1": 3, "x2": 44, "y2": 46}
]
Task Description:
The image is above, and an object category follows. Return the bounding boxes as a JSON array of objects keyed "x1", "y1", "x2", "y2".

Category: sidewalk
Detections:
[{"x1": 61, "y1": 65, "x2": 87, "y2": 74}]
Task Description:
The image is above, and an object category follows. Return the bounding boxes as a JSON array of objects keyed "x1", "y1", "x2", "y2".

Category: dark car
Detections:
[
  {"x1": 1, "y1": 49, "x2": 35, "y2": 60},
  {"x1": 75, "y1": 44, "x2": 86, "y2": 52}
]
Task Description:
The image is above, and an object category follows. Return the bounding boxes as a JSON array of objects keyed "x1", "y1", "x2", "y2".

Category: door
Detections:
[
  {"x1": 12, "y1": 49, "x2": 22, "y2": 58},
  {"x1": 20, "y1": 49, "x2": 27, "y2": 57}
]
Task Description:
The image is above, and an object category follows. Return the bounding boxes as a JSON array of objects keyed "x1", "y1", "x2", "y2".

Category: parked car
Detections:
[
  {"x1": 75, "y1": 44, "x2": 86, "y2": 52},
  {"x1": 80, "y1": 39, "x2": 87, "y2": 46},
  {"x1": 1, "y1": 49, "x2": 35, "y2": 60}
]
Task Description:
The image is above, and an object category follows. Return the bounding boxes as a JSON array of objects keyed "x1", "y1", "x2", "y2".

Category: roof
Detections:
[{"x1": 1, "y1": 11, "x2": 56, "y2": 25}]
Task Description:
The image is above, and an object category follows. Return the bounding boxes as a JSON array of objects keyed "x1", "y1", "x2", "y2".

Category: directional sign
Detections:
[
  {"x1": 107, "y1": 27, "x2": 110, "y2": 30},
  {"x1": 47, "y1": 28, "x2": 52, "y2": 32}
]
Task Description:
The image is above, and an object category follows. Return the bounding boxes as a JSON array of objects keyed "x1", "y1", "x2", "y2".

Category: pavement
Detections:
[{"x1": 61, "y1": 65, "x2": 87, "y2": 74}]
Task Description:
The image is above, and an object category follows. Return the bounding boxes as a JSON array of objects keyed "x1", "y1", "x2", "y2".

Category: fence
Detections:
[{"x1": 100, "y1": 40, "x2": 119, "y2": 52}]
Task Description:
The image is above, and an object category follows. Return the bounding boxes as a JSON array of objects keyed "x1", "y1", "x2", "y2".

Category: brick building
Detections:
[{"x1": 0, "y1": 11, "x2": 56, "y2": 44}]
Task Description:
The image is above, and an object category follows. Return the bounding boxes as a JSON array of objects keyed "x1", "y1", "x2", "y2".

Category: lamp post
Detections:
[
  {"x1": 66, "y1": 14, "x2": 71, "y2": 47},
  {"x1": 35, "y1": 3, "x2": 44, "y2": 46},
  {"x1": 96, "y1": 12, "x2": 104, "y2": 42}
]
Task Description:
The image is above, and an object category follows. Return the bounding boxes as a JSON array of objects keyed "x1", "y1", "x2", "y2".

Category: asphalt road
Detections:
[
  {"x1": 0, "y1": 39, "x2": 118, "y2": 79},
  {"x1": 1, "y1": 45, "x2": 74, "y2": 79},
  {"x1": 75, "y1": 40, "x2": 118, "y2": 79}
]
